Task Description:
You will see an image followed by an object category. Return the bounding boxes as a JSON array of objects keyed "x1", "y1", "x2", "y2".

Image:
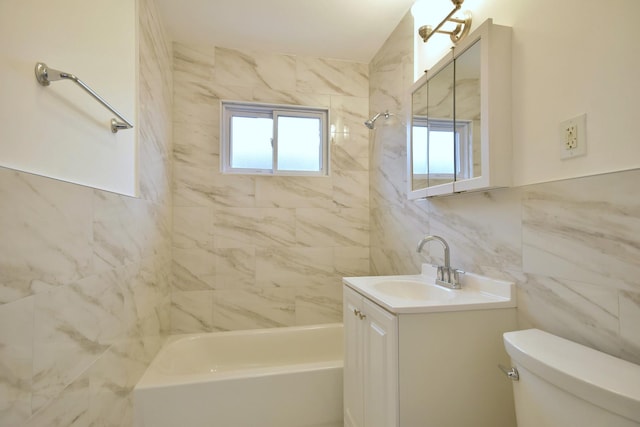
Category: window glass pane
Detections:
[
  {"x1": 230, "y1": 116, "x2": 273, "y2": 169},
  {"x1": 412, "y1": 126, "x2": 428, "y2": 174},
  {"x1": 428, "y1": 130, "x2": 455, "y2": 174},
  {"x1": 277, "y1": 116, "x2": 321, "y2": 172}
]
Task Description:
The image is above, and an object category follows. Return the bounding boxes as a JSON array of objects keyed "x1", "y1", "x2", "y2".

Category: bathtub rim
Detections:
[{"x1": 135, "y1": 322, "x2": 344, "y2": 390}]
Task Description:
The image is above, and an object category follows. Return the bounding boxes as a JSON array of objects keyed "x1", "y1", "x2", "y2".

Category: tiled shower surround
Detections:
[
  {"x1": 171, "y1": 44, "x2": 371, "y2": 332},
  {"x1": 0, "y1": 0, "x2": 172, "y2": 425}
]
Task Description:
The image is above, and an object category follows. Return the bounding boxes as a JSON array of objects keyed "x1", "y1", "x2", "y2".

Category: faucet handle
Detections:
[{"x1": 450, "y1": 268, "x2": 465, "y2": 288}]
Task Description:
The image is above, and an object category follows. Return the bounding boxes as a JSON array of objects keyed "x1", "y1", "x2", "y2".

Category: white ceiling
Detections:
[{"x1": 154, "y1": 0, "x2": 416, "y2": 63}]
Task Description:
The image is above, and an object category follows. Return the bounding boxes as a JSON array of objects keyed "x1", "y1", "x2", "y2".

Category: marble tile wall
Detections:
[
  {"x1": 369, "y1": 12, "x2": 640, "y2": 364},
  {"x1": 0, "y1": 0, "x2": 173, "y2": 425},
  {"x1": 171, "y1": 44, "x2": 370, "y2": 332}
]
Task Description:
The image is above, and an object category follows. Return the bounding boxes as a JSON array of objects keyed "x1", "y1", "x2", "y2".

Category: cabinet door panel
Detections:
[
  {"x1": 363, "y1": 300, "x2": 398, "y2": 427},
  {"x1": 454, "y1": 40, "x2": 481, "y2": 181},
  {"x1": 343, "y1": 286, "x2": 364, "y2": 427}
]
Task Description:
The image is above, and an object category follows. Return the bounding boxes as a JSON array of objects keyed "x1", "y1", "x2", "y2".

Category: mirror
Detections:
[
  {"x1": 408, "y1": 40, "x2": 481, "y2": 197},
  {"x1": 426, "y1": 60, "x2": 455, "y2": 189},
  {"x1": 454, "y1": 41, "x2": 481, "y2": 181},
  {"x1": 408, "y1": 19, "x2": 512, "y2": 199},
  {"x1": 410, "y1": 76, "x2": 428, "y2": 191}
]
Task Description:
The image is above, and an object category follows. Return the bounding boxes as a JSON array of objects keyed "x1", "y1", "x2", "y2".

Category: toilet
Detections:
[{"x1": 503, "y1": 329, "x2": 640, "y2": 426}]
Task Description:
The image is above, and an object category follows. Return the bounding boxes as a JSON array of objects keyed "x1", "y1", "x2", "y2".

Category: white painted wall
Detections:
[
  {"x1": 413, "y1": 0, "x2": 640, "y2": 186},
  {"x1": 0, "y1": 0, "x2": 138, "y2": 196}
]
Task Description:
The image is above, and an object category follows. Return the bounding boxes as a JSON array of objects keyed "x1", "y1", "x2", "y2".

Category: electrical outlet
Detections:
[
  {"x1": 560, "y1": 114, "x2": 586, "y2": 159},
  {"x1": 565, "y1": 125, "x2": 577, "y2": 149}
]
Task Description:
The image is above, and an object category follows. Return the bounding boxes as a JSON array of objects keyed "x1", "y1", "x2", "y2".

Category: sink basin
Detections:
[
  {"x1": 372, "y1": 280, "x2": 454, "y2": 300},
  {"x1": 343, "y1": 264, "x2": 516, "y2": 314}
]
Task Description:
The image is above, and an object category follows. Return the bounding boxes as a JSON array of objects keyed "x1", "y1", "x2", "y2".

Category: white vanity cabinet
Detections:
[
  {"x1": 344, "y1": 285, "x2": 398, "y2": 427},
  {"x1": 343, "y1": 282, "x2": 518, "y2": 427}
]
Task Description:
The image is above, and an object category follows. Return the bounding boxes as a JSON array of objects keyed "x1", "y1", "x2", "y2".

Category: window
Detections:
[
  {"x1": 221, "y1": 101, "x2": 329, "y2": 176},
  {"x1": 411, "y1": 117, "x2": 472, "y2": 180}
]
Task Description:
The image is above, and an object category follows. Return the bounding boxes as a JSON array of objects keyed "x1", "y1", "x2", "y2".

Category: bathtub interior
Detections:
[{"x1": 134, "y1": 323, "x2": 344, "y2": 427}]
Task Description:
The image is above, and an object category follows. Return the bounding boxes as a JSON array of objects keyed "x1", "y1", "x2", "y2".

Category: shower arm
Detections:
[{"x1": 364, "y1": 110, "x2": 392, "y2": 129}]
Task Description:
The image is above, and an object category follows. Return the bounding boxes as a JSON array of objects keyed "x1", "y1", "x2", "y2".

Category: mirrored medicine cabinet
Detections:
[{"x1": 407, "y1": 19, "x2": 512, "y2": 199}]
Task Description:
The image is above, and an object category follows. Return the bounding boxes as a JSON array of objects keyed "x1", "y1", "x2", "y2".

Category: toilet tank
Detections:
[{"x1": 503, "y1": 329, "x2": 640, "y2": 427}]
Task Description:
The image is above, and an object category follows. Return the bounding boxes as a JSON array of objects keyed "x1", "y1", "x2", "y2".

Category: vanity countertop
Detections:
[{"x1": 343, "y1": 265, "x2": 516, "y2": 314}]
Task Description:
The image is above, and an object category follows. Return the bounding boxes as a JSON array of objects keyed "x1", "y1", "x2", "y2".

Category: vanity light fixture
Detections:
[{"x1": 412, "y1": 0, "x2": 472, "y2": 45}]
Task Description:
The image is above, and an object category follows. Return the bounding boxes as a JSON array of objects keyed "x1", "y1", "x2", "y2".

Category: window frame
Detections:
[
  {"x1": 221, "y1": 101, "x2": 329, "y2": 176},
  {"x1": 411, "y1": 116, "x2": 472, "y2": 181}
]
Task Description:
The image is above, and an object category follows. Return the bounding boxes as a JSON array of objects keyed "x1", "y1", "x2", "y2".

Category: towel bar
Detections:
[{"x1": 35, "y1": 62, "x2": 133, "y2": 133}]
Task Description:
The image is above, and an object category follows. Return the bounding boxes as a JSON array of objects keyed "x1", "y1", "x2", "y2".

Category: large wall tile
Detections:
[
  {"x1": 255, "y1": 247, "x2": 335, "y2": 284},
  {"x1": 428, "y1": 188, "x2": 523, "y2": 273},
  {"x1": 171, "y1": 290, "x2": 215, "y2": 333},
  {"x1": 172, "y1": 162, "x2": 218, "y2": 207},
  {"x1": 213, "y1": 247, "x2": 256, "y2": 289},
  {"x1": 332, "y1": 169, "x2": 369, "y2": 209},
  {"x1": 87, "y1": 346, "x2": 146, "y2": 427},
  {"x1": 620, "y1": 290, "x2": 640, "y2": 364},
  {"x1": 523, "y1": 171, "x2": 640, "y2": 291},
  {"x1": 330, "y1": 95, "x2": 369, "y2": 133},
  {"x1": 251, "y1": 88, "x2": 330, "y2": 107},
  {"x1": 172, "y1": 247, "x2": 217, "y2": 289},
  {"x1": 92, "y1": 192, "x2": 153, "y2": 272},
  {"x1": 296, "y1": 57, "x2": 368, "y2": 97},
  {"x1": 0, "y1": 296, "x2": 34, "y2": 426},
  {"x1": 0, "y1": 169, "x2": 93, "y2": 304},
  {"x1": 255, "y1": 176, "x2": 334, "y2": 209},
  {"x1": 172, "y1": 206, "x2": 214, "y2": 250},
  {"x1": 213, "y1": 287, "x2": 296, "y2": 330},
  {"x1": 296, "y1": 208, "x2": 369, "y2": 247},
  {"x1": 32, "y1": 270, "x2": 124, "y2": 412},
  {"x1": 24, "y1": 374, "x2": 91, "y2": 427},
  {"x1": 295, "y1": 282, "x2": 343, "y2": 325},
  {"x1": 334, "y1": 247, "x2": 370, "y2": 278},
  {"x1": 332, "y1": 126, "x2": 369, "y2": 160},
  {"x1": 215, "y1": 47, "x2": 297, "y2": 91},
  {"x1": 516, "y1": 273, "x2": 621, "y2": 358},
  {"x1": 213, "y1": 208, "x2": 296, "y2": 248},
  {"x1": 173, "y1": 43, "x2": 215, "y2": 83}
]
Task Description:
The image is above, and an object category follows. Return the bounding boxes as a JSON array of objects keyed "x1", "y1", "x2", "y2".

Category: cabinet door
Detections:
[
  {"x1": 344, "y1": 286, "x2": 364, "y2": 427},
  {"x1": 363, "y1": 299, "x2": 398, "y2": 427}
]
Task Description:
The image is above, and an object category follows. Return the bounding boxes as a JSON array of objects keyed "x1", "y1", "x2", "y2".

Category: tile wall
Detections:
[
  {"x1": 369, "y1": 13, "x2": 640, "y2": 364},
  {"x1": 171, "y1": 45, "x2": 371, "y2": 332},
  {"x1": 0, "y1": 0, "x2": 173, "y2": 425}
]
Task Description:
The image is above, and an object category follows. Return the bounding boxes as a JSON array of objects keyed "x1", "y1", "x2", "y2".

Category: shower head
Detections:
[
  {"x1": 364, "y1": 111, "x2": 391, "y2": 129},
  {"x1": 364, "y1": 112, "x2": 381, "y2": 129}
]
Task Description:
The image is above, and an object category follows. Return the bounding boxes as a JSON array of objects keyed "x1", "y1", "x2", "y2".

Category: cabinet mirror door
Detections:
[
  {"x1": 426, "y1": 60, "x2": 455, "y2": 190},
  {"x1": 410, "y1": 81, "x2": 428, "y2": 192},
  {"x1": 454, "y1": 40, "x2": 481, "y2": 181}
]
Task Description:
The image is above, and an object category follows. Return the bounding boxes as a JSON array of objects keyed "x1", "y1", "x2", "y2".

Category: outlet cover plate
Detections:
[{"x1": 560, "y1": 113, "x2": 587, "y2": 160}]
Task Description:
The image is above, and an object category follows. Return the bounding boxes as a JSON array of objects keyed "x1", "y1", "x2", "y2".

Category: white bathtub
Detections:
[{"x1": 134, "y1": 323, "x2": 343, "y2": 427}]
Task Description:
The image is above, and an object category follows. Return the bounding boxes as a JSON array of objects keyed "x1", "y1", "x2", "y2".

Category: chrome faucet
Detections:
[{"x1": 416, "y1": 235, "x2": 463, "y2": 289}]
